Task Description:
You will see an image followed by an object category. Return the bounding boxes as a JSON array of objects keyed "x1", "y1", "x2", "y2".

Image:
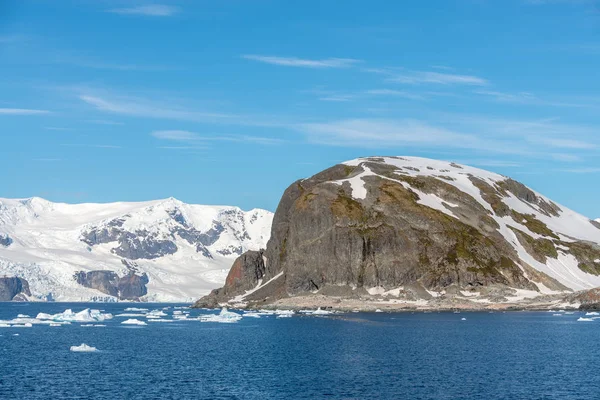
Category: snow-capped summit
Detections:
[{"x1": 0, "y1": 197, "x2": 273, "y2": 302}]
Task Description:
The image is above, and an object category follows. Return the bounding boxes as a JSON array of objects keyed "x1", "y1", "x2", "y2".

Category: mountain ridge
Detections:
[{"x1": 0, "y1": 197, "x2": 273, "y2": 302}]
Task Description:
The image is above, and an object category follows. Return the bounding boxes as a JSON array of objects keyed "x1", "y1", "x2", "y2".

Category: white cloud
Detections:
[
  {"x1": 556, "y1": 167, "x2": 600, "y2": 173},
  {"x1": 366, "y1": 89, "x2": 425, "y2": 100},
  {"x1": 535, "y1": 138, "x2": 597, "y2": 149},
  {"x1": 80, "y1": 94, "x2": 233, "y2": 122},
  {"x1": 152, "y1": 130, "x2": 284, "y2": 146},
  {"x1": 241, "y1": 55, "x2": 360, "y2": 68},
  {"x1": 152, "y1": 130, "x2": 198, "y2": 141},
  {"x1": 298, "y1": 118, "x2": 494, "y2": 150},
  {"x1": 108, "y1": 5, "x2": 179, "y2": 17},
  {"x1": 0, "y1": 108, "x2": 50, "y2": 115},
  {"x1": 391, "y1": 71, "x2": 488, "y2": 86}
]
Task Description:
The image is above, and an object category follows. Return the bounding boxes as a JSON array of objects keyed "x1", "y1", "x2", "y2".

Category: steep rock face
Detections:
[
  {"x1": 0, "y1": 277, "x2": 31, "y2": 301},
  {"x1": 196, "y1": 156, "x2": 600, "y2": 307},
  {"x1": 74, "y1": 270, "x2": 149, "y2": 300}
]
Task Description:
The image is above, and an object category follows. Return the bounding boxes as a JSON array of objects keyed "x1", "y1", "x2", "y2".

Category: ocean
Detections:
[{"x1": 1, "y1": 303, "x2": 598, "y2": 399}]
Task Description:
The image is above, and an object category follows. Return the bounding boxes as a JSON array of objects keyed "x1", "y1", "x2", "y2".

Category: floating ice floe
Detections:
[
  {"x1": 243, "y1": 313, "x2": 261, "y2": 318},
  {"x1": 17, "y1": 314, "x2": 30, "y2": 318},
  {"x1": 115, "y1": 313, "x2": 147, "y2": 318},
  {"x1": 146, "y1": 310, "x2": 168, "y2": 318},
  {"x1": 461, "y1": 318, "x2": 467, "y2": 321},
  {"x1": 124, "y1": 308, "x2": 149, "y2": 312},
  {"x1": 577, "y1": 317, "x2": 595, "y2": 322},
  {"x1": 277, "y1": 314, "x2": 292, "y2": 318},
  {"x1": 0, "y1": 323, "x2": 12, "y2": 328},
  {"x1": 36, "y1": 309, "x2": 113, "y2": 323},
  {"x1": 200, "y1": 308, "x2": 242, "y2": 323},
  {"x1": 121, "y1": 319, "x2": 147, "y2": 326},
  {"x1": 10, "y1": 323, "x2": 32, "y2": 328},
  {"x1": 585, "y1": 312, "x2": 600, "y2": 316},
  {"x1": 70, "y1": 343, "x2": 98, "y2": 352}
]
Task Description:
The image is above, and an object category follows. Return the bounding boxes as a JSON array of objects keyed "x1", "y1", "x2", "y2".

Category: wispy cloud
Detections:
[
  {"x1": 33, "y1": 158, "x2": 61, "y2": 162},
  {"x1": 108, "y1": 5, "x2": 180, "y2": 17},
  {"x1": 0, "y1": 108, "x2": 50, "y2": 115},
  {"x1": 365, "y1": 89, "x2": 425, "y2": 100},
  {"x1": 551, "y1": 153, "x2": 583, "y2": 162},
  {"x1": 61, "y1": 144, "x2": 122, "y2": 149},
  {"x1": 390, "y1": 71, "x2": 488, "y2": 86},
  {"x1": 87, "y1": 119, "x2": 124, "y2": 126},
  {"x1": 474, "y1": 90, "x2": 537, "y2": 104},
  {"x1": 556, "y1": 167, "x2": 600, "y2": 173},
  {"x1": 152, "y1": 130, "x2": 198, "y2": 141},
  {"x1": 298, "y1": 119, "x2": 497, "y2": 150},
  {"x1": 295, "y1": 115, "x2": 600, "y2": 160},
  {"x1": 242, "y1": 55, "x2": 361, "y2": 68},
  {"x1": 458, "y1": 160, "x2": 523, "y2": 168},
  {"x1": 531, "y1": 137, "x2": 597, "y2": 149},
  {"x1": 80, "y1": 94, "x2": 234, "y2": 122},
  {"x1": 152, "y1": 130, "x2": 284, "y2": 146}
]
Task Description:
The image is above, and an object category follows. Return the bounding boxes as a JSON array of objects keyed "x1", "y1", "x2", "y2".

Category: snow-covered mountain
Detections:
[{"x1": 0, "y1": 197, "x2": 273, "y2": 302}]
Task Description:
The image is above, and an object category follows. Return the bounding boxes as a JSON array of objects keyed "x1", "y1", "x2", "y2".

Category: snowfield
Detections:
[
  {"x1": 342, "y1": 157, "x2": 600, "y2": 292},
  {"x1": 0, "y1": 197, "x2": 272, "y2": 302}
]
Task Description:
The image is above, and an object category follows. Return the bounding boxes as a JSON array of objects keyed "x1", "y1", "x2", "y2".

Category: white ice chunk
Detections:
[
  {"x1": 121, "y1": 319, "x2": 147, "y2": 326},
  {"x1": 70, "y1": 343, "x2": 98, "y2": 352},
  {"x1": 200, "y1": 307, "x2": 242, "y2": 323},
  {"x1": 36, "y1": 309, "x2": 113, "y2": 323}
]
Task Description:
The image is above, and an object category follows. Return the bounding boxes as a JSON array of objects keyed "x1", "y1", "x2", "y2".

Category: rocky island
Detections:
[{"x1": 195, "y1": 156, "x2": 600, "y2": 311}]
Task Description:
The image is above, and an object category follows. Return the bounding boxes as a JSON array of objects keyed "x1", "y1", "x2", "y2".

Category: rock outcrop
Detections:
[
  {"x1": 0, "y1": 234, "x2": 11, "y2": 247},
  {"x1": 74, "y1": 270, "x2": 149, "y2": 300},
  {"x1": 195, "y1": 156, "x2": 600, "y2": 308},
  {"x1": 0, "y1": 277, "x2": 31, "y2": 301}
]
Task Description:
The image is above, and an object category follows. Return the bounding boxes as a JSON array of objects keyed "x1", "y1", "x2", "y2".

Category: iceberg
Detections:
[
  {"x1": 70, "y1": 343, "x2": 98, "y2": 352},
  {"x1": 121, "y1": 319, "x2": 147, "y2": 326},
  {"x1": 200, "y1": 308, "x2": 242, "y2": 323},
  {"x1": 36, "y1": 309, "x2": 113, "y2": 323}
]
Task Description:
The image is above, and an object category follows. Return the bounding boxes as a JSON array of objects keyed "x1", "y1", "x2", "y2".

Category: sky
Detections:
[{"x1": 1, "y1": 0, "x2": 600, "y2": 217}]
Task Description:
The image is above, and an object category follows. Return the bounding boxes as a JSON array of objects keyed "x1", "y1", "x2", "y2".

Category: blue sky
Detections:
[{"x1": 1, "y1": 0, "x2": 600, "y2": 216}]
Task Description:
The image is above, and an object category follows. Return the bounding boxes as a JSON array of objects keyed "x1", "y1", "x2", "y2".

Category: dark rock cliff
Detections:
[{"x1": 0, "y1": 277, "x2": 31, "y2": 301}]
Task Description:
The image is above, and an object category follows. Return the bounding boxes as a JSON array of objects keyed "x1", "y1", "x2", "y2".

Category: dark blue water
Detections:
[{"x1": 0, "y1": 303, "x2": 598, "y2": 399}]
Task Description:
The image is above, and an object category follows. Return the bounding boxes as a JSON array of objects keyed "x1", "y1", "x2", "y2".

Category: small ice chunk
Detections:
[
  {"x1": 461, "y1": 318, "x2": 467, "y2": 321},
  {"x1": 200, "y1": 308, "x2": 242, "y2": 323},
  {"x1": 121, "y1": 319, "x2": 147, "y2": 326},
  {"x1": 11, "y1": 323, "x2": 32, "y2": 328},
  {"x1": 585, "y1": 312, "x2": 599, "y2": 316},
  {"x1": 375, "y1": 309, "x2": 383, "y2": 313},
  {"x1": 577, "y1": 317, "x2": 595, "y2": 322},
  {"x1": 70, "y1": 343, "x2": 98, "y2": 352},
  {"x1": 124, "y1": 308, "x2": 149, "y2": 312},
  {"x1": 17, "y1": 314, "x2": 30, "y2": 318}
]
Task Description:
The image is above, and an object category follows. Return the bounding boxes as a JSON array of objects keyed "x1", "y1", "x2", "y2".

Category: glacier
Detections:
[{"x1": 0, "y1": 197, "x2": 273, "y2": 302}]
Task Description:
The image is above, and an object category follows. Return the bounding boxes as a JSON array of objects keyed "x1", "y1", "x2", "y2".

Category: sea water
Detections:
[{"x1": 0, "y1": 303, "x2": 598, "y2": 399}]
